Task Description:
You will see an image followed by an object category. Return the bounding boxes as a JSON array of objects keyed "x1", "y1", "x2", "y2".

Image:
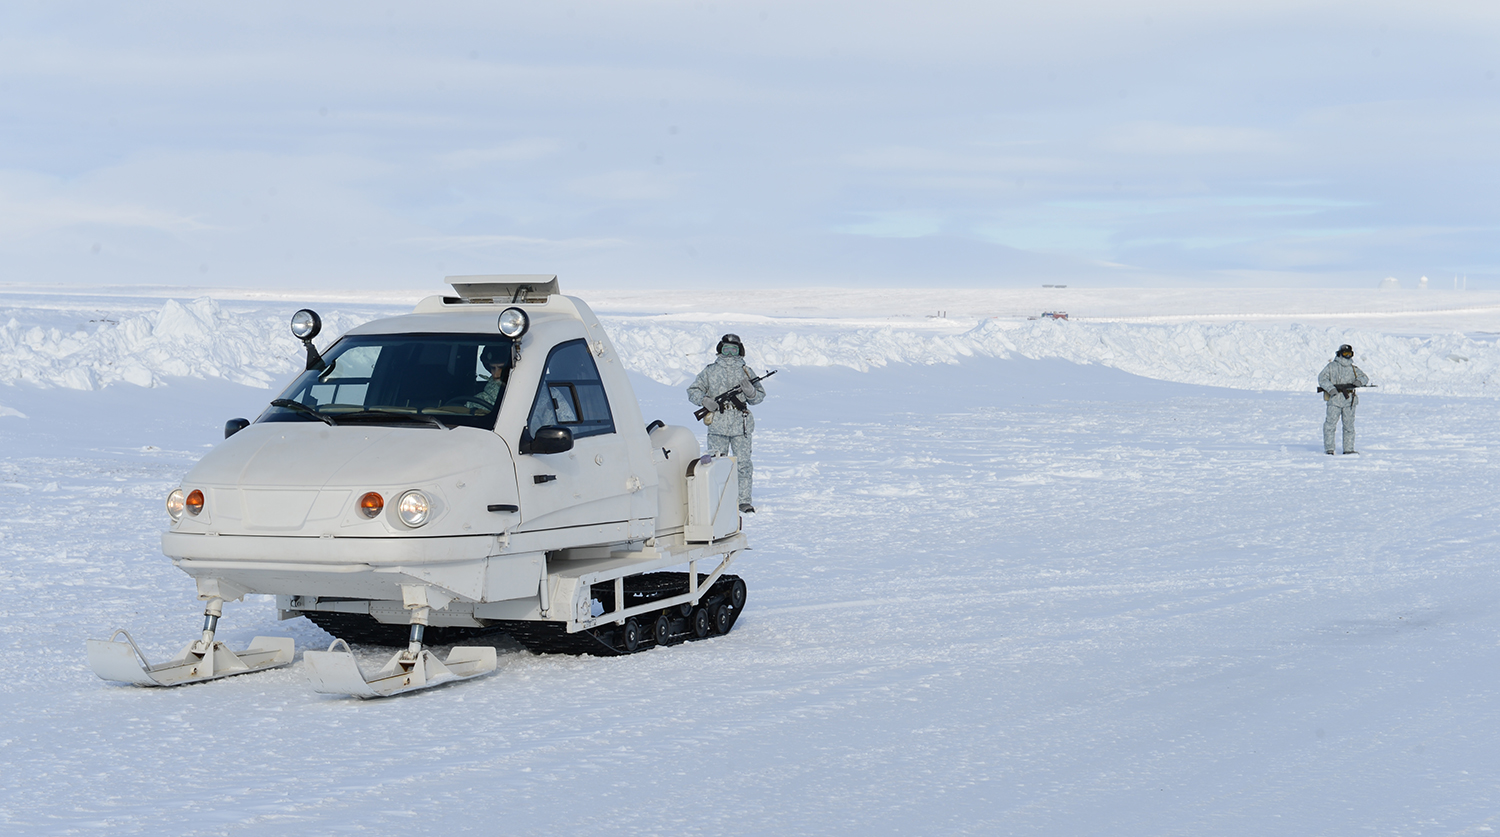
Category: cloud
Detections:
[
  {"x1": 438, "y1": 139, "x2": 567, "y2": 169},
  {"x1": 832, "y1": 211, "x2": 947, "y2": 239},
  {"x1": 0, "y1": 172, "x2": 212, "y2": 239},
  {"x1": 843, "y1": 145, "x2": 1081, "y2": 176},
  {"x1": 404, "y1": 234, "x2": 630, "y2": 251},
  {"x1": 1100, "y1": 122, "x2": 1294, "y2": 156},
  {"x1": 2, "y1": 0, "x2": 1499, "y2": 287},
  {"x1": 565, "y1": 170, "x2": 686, "y2": 202}
]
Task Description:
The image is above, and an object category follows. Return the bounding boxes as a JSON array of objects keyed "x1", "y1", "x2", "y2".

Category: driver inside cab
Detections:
[{"x1": 464, "y1": 344, "x2": 509, "y2": 412}]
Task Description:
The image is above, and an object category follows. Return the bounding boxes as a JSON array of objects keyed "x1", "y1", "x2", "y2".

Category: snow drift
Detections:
[
  {"x1": 602, "y1": 316, "x2": 1499, "y2": 397},
  {"x1": 0, "y1": 297, "x2": 1495, "y2": 402},
  {"x1": 0, "y1": 297, "x2": 368, "y2": 392}
]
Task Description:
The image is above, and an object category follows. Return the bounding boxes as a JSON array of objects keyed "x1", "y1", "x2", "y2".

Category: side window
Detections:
[{"x1": 526, "y1": 340, "x2": 615, "y2": 439}]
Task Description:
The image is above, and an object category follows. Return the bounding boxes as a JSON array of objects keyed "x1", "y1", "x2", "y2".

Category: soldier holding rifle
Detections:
[
  {"x1": 1318, "y1": 343, "x2": 1373, "y2": 455},
  {"x1": 688, "y1": 333, "x2": 769, "y2": 513}
]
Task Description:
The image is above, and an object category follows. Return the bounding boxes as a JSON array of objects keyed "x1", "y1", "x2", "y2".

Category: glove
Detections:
[
  {"x1": 739, "y1": 380, "x2": 757, "y2": 398},
  {"x1": 700, "y1": 395, "x2": 718, "y2": 412}
]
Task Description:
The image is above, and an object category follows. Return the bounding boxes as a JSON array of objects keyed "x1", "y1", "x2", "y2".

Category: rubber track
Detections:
[
  {"x1": 300, "y1": 572, "x2": 745, "y2": 656},
  {"x1": 495, "y1": 573, "x2": 746, "y2": 657},
  {"x1": 301, "y1": 611, "x2": 508, "y2": 648}
]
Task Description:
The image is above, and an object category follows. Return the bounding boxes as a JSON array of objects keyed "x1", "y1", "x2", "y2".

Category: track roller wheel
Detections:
[
  {"x1": 653, "y1": 613, "x2": 671, "y2": 646},
  {"x1": 620, "y1": 617, "x2": 642, "y2": 653},
  {"x1": 691, "y1": 608, "x2": 711, "y2": 638},
  {"x1": 713, "y1": 604, "x2": 732, "y2": 634},
  {"x1": 729, "y1": 578, "x2": 747, "y2": 611},
  {"x1": 678, "y1": 601, "x2": 693, "y2": 618}
]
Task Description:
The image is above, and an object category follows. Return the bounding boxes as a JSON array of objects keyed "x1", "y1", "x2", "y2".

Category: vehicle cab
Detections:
[{"x1": 162, "y1": 276, "x2": 664, "y2": 608}]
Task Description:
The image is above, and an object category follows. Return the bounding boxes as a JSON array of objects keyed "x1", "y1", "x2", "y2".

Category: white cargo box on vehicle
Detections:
[{"x1": 685, "y1": 455, "x2": 739, "y2": 542}]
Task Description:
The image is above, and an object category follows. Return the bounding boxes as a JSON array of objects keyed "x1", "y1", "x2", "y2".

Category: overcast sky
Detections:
[{"x1": 2, "y1": 1, "x2": 1496, "y2": 290}]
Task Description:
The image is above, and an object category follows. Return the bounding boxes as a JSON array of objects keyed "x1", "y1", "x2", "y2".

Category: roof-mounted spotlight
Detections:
[
  {"x1": 498, "y1": 307, "x2": 530, "y2": 339},
  {"x1": 290, "y1": 309, "x2": 327, "y2": 371},
  {"x1": 290, "y1": 309, "x2": 322, "y2": 340}
]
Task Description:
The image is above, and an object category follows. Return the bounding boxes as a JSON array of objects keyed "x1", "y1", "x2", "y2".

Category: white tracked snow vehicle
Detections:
[{"x1": 87, "y1": 276, "x2": 748, "y2": 698}]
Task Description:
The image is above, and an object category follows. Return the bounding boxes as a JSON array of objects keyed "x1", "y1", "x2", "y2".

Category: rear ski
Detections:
[
  {"x1": 303, "y1": 640, "x2": 496, "y2": 699},
  {"x1": 303, "y1": 590, "x2": 497, "y2": 698}
]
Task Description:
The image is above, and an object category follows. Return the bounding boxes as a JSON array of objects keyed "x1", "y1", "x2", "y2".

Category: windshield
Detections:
[{"x1": 263, "y1": 333, "x2": 514, "y2": 430}]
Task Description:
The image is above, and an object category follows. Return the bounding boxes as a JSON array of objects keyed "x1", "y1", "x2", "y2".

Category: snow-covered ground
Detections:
[{"x1": 1, "y1": 285, "x2": 1498, "y2": 834}]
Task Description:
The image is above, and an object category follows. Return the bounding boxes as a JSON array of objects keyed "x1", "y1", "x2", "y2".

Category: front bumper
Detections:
[{"x1": 163, "y1": 531, "x2": 542, "y2": 603}]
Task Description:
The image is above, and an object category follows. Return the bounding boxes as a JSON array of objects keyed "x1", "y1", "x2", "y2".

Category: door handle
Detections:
[{"x1": 533, "y1": 475, "x2": 557, "y2": 484}]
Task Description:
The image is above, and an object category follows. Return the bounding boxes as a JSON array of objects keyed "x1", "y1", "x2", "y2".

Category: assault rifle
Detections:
[
  {"x1": 695, "y1": 370, "x2": 777, "y2": 423},
  {"x1": 1316, "y1": 383, "x2": 1377, "y2": 395}
]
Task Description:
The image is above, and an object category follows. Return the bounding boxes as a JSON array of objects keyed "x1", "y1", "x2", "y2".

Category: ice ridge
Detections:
[
  {"x1": 0, "y1": 297, "x2": 369, "y2": 392},
  {"x1": 0, "y1": 298, "x2": 1495, "y2": 400}
]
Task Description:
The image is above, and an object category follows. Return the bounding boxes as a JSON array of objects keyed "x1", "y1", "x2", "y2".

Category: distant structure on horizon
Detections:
[{"x1": 1379, "y1": 277, "x2": 1401, "y2": 290}]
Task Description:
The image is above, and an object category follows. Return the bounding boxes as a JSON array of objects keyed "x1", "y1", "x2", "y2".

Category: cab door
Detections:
[{"x1": 512, "y1": 339, "x2": 634, "y2": 535}]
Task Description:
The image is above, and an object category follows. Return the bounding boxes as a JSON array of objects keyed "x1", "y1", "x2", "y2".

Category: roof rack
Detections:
[{"x1": 444, "y1": 275, "x2": 559, "y2": 304}]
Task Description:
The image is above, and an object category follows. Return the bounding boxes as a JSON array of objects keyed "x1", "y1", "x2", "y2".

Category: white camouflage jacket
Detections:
[
  {"x1": 1318, "y1": 356, "x2": 1369, "y2": 407},
  {"x1": 686, "y1": 355, "x2": 766, "y2": 436}
]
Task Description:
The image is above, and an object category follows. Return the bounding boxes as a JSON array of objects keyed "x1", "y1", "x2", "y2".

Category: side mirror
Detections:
[
  {"x1": 525, "y1": 425, "x2": 573, "y2": 455},
  {"x1": 225, "y1": 418, "x2": 250, "y2": 438}
]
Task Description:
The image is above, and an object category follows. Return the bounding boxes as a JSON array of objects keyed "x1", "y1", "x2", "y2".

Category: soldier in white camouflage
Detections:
[
  {"x1": 687, "y1": 333, "x2": 767, "y2": 513},
  {"x1": 1318, "y1": 343, "x2": 1370, "y2": 455}
]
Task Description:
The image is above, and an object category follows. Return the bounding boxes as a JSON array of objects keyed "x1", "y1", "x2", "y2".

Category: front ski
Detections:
[
  {"x1": 86, "y1": 628, "x2": 294, "y2": 686},
  {"x1": 86, "y1": 596, "x2": 294, "y2": 686},
  {"x1": 303, "y1": 639, "x2": 496, "y2": 699}
]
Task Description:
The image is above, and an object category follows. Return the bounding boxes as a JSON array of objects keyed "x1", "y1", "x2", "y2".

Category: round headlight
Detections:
[
  {"x1": 166, "y1": 489, "x2": 185, "y2": 522},
  {"x1": 358, "y1": 492, "x2": 384, "y2": 519},
  {"x1": 497, "y1": 307, "x2": 529, "y2": 339},
  {"x1": 290, "y1": 309, "x2": 322, "y2": 341},
  {"x1": 185, "y1": 489, "x2": 205, "y2": 516},
  {"x1": 396, "y1": 490, "x2": 431, "y2": 527}
]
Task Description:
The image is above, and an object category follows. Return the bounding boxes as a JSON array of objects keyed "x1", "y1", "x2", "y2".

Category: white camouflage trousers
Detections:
[
  {"x1": 1324, "y1": 402, "x2": 1356, "y2": 453},
  {"x1": 708, "y1": 432, "x2": 753, "y2": 505}
]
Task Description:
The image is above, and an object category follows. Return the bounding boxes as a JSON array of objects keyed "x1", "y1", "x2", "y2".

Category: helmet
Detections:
[
  {"x1": 716, "y1": 333, "x2": 744, "y2": 356},
  {"x1": 481, "y1": 344, "x2": 509, "y2": 368},
  {"x1": 1337, "y1": 344, "x2": 1354, "y2": 359}
]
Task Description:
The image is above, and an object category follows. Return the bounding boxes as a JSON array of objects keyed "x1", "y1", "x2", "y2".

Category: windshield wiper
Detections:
[
  {"x1": 337, "y1": 409, "x2": 449, "y2": 430},
  {"x1": 270, "y1": 398, "x2": 337, "y2": 426}
]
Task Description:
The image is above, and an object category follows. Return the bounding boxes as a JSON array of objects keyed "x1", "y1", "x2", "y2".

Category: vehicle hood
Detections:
[{"x1": 185, "y1": 422, "x2": 510, "y2": 489}]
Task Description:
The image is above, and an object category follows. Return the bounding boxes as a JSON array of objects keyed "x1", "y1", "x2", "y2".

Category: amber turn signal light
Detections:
[{"x1": 358, "y1": 492, "x2": 384, "y2": 519}]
